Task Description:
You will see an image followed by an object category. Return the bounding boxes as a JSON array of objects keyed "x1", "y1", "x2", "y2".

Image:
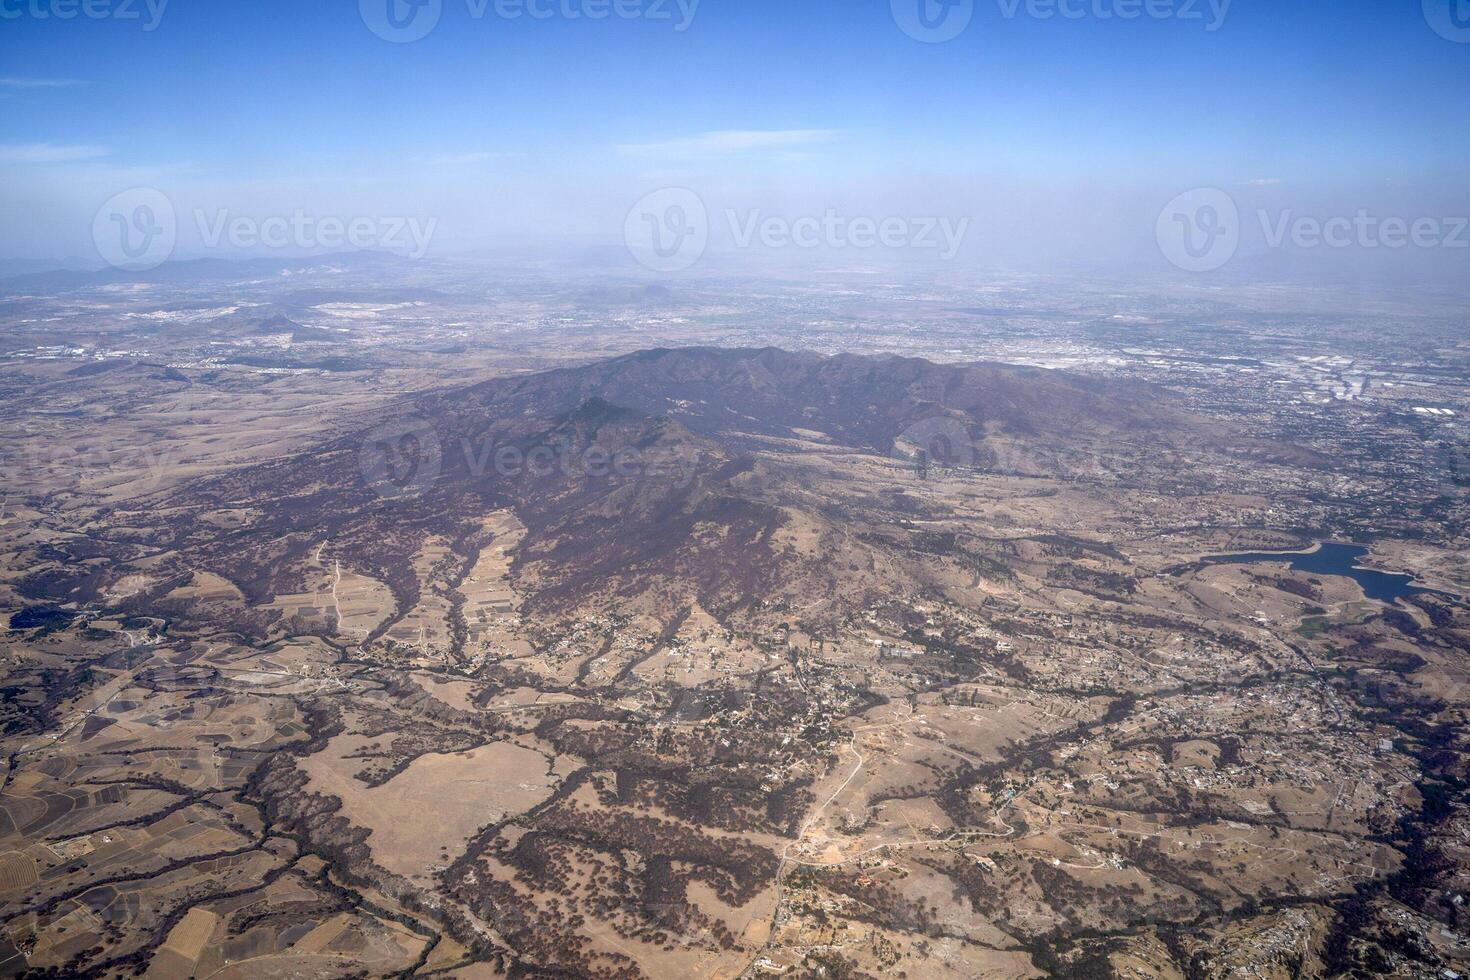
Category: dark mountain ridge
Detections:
[
  {"x1": 445, "y1": 346, "x2": 1183, "y2": 453},
  {"x1": 26, "y1": 347, "x2": 1277, "y2": 631}
]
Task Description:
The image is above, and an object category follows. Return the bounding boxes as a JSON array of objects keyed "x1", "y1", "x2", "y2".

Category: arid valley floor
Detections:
[{"x1": 1, "y1": 258, "x2": 1468, "y2": 979}]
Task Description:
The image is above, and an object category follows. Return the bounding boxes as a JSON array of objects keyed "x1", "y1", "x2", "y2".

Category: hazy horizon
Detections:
[{"x1": 3, "y1": 0, "x2": 1468, "y2": 286}]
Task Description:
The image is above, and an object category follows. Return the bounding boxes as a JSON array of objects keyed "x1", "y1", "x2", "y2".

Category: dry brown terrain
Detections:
[{"x1": 1, "y1": 268, "x2": 1467, "y2": 979}]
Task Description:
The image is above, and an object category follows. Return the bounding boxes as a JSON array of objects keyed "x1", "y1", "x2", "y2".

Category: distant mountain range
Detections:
[
  {"x1": 0, "y1": 250, "x2": 409, "y2": 296},
  {"x1": 0, "y1": 256, "x2": 100, "y2": 280}
]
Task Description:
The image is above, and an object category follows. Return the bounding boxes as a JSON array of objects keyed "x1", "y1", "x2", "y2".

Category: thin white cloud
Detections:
[
  {"x1": 1245, "y1": 178, "x2": 1282, "y2": 186},
  {"x1": 0, "y1": 143, "x2": 109, "y2": 164},
  {"x1": 618, "y1": 129, "x2": 840, "y2": 158},
  {"x1": 0, "y1": 77, "x2": 86, "y2": 89},
  {"x1": 414, "y1": 151, "x2": 503, "y2": 166}
]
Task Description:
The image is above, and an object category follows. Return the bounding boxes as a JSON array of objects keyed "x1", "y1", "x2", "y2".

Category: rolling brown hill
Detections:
[
  {"x1": 442, "y1": 346, "x2": 1181, "y2": 451},
  {"x1": 25, "y1": 347, "x2": 1256, "y2": 631}
]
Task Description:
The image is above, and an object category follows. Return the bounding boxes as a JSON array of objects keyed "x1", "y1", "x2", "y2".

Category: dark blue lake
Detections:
[{"x1": 1198, "y1": 542, "x2": 1429, "y2": 604}]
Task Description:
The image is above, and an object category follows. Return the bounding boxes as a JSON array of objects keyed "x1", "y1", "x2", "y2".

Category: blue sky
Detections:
[{"x1": 1, "y1": 0, "x2": 1467, "y2": 271}]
